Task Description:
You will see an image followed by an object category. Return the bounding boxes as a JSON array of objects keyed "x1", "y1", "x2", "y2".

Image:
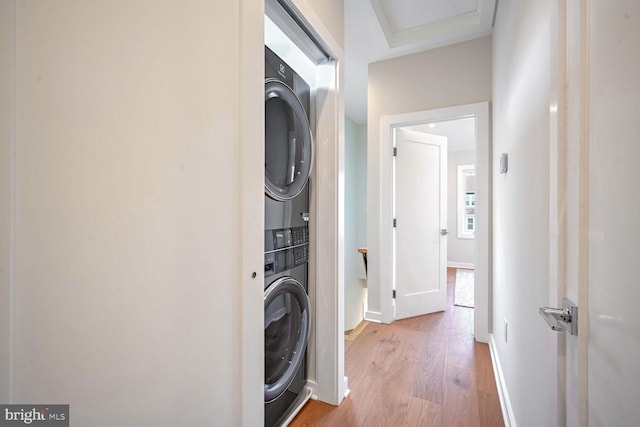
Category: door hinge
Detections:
[
  {"x1": 393, "y1": 218, "x2": 397, "y2": 228},
  {"x1": 392, "y1": 290, "x2": 396, "y2": 299},
  {"x1": 393, "y1": 147, "x2": 397, "y2": 157}
]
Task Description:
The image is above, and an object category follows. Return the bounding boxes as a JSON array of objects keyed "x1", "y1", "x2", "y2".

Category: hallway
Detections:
[{"x1": 291, "y1": 269, "x2": 504, "y2": 426}]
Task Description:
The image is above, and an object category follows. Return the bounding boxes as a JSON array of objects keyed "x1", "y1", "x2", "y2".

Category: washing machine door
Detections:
[
  {"x1": 265, "y1": 79, "x2": 313, "y2": 201},
  {"x1": 264, "y1": 276, "x2": 310, "y2": 402}
]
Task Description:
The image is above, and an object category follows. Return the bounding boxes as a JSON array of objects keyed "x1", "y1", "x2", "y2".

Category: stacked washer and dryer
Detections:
[{"x1": 263, "y1": 46, "x2": 314, "y2": 427}]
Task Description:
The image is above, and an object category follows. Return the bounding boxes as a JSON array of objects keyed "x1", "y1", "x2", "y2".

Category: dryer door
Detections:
[
  {"x1": 264, "y1": 276, "x2": 310, "y2": 402},
  {"x1": 265, "y1": 79, "x2": 313, "y2": 201}
]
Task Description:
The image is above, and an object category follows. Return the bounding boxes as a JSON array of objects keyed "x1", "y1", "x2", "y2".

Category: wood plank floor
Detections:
[{"x1": 290, "y1": 268, "x2": 504, "y2": 427}]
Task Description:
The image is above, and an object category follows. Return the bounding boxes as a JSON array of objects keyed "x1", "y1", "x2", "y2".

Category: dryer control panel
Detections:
[
  {"x1": 264, "y1": 226, "x2": 309, "y2": 252},
  {"x1": 264, "y1": 226, "x2": 309, "y2": 277}
]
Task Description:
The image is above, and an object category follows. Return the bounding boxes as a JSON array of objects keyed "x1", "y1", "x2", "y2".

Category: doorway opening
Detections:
[
  {"x1": 392, "y1": 117, "x2": 477, "y2": 321},
  {"x1": 369, "y1": 102, "x2": 490, "y2": 342}
]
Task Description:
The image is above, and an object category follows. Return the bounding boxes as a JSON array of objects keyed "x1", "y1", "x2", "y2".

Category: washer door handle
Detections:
[{"x1": 286, "y1": 132, "x2": 297, "y2": 185}]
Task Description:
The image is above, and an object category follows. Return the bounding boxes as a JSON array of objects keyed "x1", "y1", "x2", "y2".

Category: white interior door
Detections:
[
  {"x1": 394, "y1": 128, "x2": 447, "y2": 320},
  {"x1": 554, "y1": 1, "x2": 640, "y2": 425}
]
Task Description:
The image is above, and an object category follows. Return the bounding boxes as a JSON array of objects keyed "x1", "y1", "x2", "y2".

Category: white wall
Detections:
[
  {"x1": 447, "y1": 150, "x2": 475, "y2": 267},
  {"x1": 344, "y1": 116, "x2": 367, "y2": 331},
  {"x1": 5, "y1": 1, "x2": 264, "y2": 425},
  {"x1": 2, "y1": 0, "x2": 348, "y2": 423},
  {"x1": 306, "y1": 0, "x2": 344, "y2": 48},
  {"x1": 587, "y1": 1, "x2": 640, "y2": 424},
  {"x1": 494, "y1": 3, "x2": 640, "y2": 426},
  {"x1": 367, "y1": 36, "x2": 492, "y2": 321},
  {"x1": 492, "y1": 1, "x2": 555, "y2": 425}
]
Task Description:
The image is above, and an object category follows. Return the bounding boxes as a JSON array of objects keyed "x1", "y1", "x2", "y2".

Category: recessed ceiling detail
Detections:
[
  {"x1": 379, "y1": 0, "x2": 478, "y2": 31},
  {"x1": 345, "y1": 0, "x2": 497, "y2": 124},
  {"x1": 370, "y1": 0, "x2": 493, "y2": 48}
]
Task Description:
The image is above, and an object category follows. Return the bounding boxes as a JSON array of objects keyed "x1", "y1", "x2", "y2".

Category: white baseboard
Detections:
[
  {"x1": 364, "y1": 310, "x2": 382, "y2": 323},
  {"x1": 343, "y1": 376, "x2": 351, "y2": 399},
  {"x1": 305, "y1": 377, "x2": 350, "y2": 405},
  {"x1": 305, "y1": 379, "x2": 319, "y2": 401},
  {"x1": 489, "y1": 334, "x2": 516, "y2": 427},
  {"x1": 447, "y1": 262, "x2": 475, "y2": 269}
]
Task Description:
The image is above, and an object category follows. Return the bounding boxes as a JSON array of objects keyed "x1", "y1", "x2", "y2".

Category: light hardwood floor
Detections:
[{"x1": 290, "y1": 268, "x2": 504, "y2": 427}]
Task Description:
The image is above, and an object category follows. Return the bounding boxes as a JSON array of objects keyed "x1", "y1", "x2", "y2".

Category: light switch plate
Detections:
[{"x1": 500, "y1": 153, "x2": 508, "y2": 174}]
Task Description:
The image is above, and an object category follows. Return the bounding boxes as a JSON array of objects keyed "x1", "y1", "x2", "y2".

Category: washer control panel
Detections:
[{"x1": 264, "y1": 226, "x2": 309, "y2": 278}]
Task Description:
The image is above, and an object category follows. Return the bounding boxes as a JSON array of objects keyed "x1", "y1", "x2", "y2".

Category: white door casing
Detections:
[
  {"x1": 372, "y1": 103, "x2": 490, "y2": 343},
  {"x1": 550, "y1": 1, "x2": 589, "y2": 425},
  {"x1": 394, "y1": 129, "x2": 447, "y2": 320},
  {"x1": 266, "y1": 0, "x2": 348, "y2": 407}
]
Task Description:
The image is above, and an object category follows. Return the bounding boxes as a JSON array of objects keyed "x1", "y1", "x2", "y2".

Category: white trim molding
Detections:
[
  {"x1": 370, "y1": 102, "x2": 490, "y2": 343},
  {"x1": 447, "y1": 262, "x2": 475, "y2": 270},
  {"x1": 489, "y1": 334, "x2": 516, "y2": 427},
  {"x1": 364, "y1": 310, "x2": 383, "y2": 323}
]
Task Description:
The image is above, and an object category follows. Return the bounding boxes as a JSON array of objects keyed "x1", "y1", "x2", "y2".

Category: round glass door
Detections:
[
  {"x1": 264, "y1": 277, "x2": 310, "y2": 402},
  {"x1": 265, "y1": 79, "x2": 313, "y2": 201}
]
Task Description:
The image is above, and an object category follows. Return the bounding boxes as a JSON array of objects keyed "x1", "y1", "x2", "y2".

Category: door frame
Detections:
[
  {"x1": 548, "y1": 1, "x2": 589, "y2": 425},
  {"x1": 263, "y1": 0, "x2": 348, "y2": 409},
  {"x1": 369, "y1": 102, "x2": 491, "y2": 342}
]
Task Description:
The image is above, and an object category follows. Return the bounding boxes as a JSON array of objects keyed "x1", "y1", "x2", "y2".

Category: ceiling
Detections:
[
  {"x1": 410, "y1": 117, "x2": 476, "y2": 152},
  {"x1": 345, "y1": 0, "x2": 497, "y2": 124}
]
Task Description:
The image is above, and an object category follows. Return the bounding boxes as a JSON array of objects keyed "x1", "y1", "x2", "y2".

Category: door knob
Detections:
[
  {"x1": 539, "y1": 298, "x2": 578, "y2": 335},
  {"x1": 440, "y1": 229, "x2": 448, "y2": 236}
]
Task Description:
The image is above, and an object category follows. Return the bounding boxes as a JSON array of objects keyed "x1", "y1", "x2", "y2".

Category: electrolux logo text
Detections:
[
  {"x1": 278, "y1": 63, "x2": 287, "y2": 79},
  {"x1": 0, "y1": 405, "x2": 68, "y2": 427}
]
